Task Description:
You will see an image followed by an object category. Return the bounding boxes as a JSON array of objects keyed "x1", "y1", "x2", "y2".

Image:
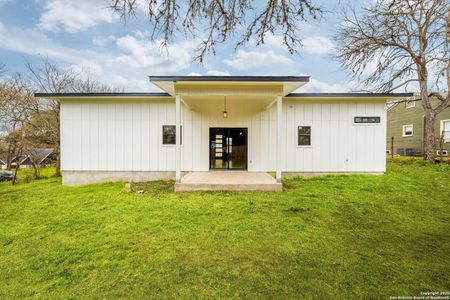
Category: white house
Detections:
[{"x1": 36, "y1": 76, "x2": 412, "y2": 190}]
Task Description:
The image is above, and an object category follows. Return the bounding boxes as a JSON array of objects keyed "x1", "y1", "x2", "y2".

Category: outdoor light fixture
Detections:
[{"x1": 223, "y1": 96, "x2": 228, "y2": 118}]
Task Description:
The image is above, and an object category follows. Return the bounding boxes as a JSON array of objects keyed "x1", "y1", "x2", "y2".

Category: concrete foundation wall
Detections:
[{"x1": 62, "y1": 171, "x2": 176, "y2": 186}]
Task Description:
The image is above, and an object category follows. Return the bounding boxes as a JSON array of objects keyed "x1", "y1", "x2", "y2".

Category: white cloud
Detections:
[
  {"x1": 0, "y1": 21, "x2": 80, "y2": 61},
  {"x1": 302, "y1": 36, "x2": 335, "y2": 55},
  {"x1": 38, "y1": 0, "x2": 117, "y2": 33},
  {"x1": 224, "y1": 50, "x2": 292, "y2": 70},
  {"x1": 92, "y1": 35, "x2": 116, "y2": 47},
  {"x1": 206, "y1": 70, "x2": 230, "y2": 76},
  {"x1": 0, "y1": 23, "x2": 196, "y2": 91},
  {"x1": 114, "y1": 35, "x2": 195, "y2": 72},
  {"x1": 261, "y1": 33, "x2": 286, "y2": 51},
  {"x1": 300, "y1": 78, "x2": 358, "y2": 93},
  {"x1": 186, "y1": 70, "x2": 231, "y2": 76}
]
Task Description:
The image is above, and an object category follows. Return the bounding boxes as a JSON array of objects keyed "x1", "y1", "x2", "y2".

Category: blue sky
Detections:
[{"x1": 0, "y1": 0, "x2": 364, "y2": 92}]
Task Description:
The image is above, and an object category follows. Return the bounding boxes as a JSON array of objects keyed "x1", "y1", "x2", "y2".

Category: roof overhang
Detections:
[
  {"x1": 149, "y1": 76, "x2": 310, "y2": 96},
  {"x1": 34, "y1": 92, "x2": 172, "y2": 101},
  {"x1": 286, "y1": 92, "x2": 414, "y2": 101}
]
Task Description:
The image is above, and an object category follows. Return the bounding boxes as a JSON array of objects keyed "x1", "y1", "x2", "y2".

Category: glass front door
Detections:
[{"x1": 210, "y1": 128, "x2": 247, "y2": 170}]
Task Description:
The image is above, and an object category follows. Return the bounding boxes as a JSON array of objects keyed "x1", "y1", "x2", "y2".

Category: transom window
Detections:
[
  {"x1": 298, "y1": 126, "x2": 311, "y2": 146},
  {"x1": 162, "y1": 125, "x2": 182, "y2": 145},
  {"x1": 354, "y1": 116, "x2": 381, "y2": 124},
  {"x1": 402, "y1": 124, "x2": 413, "y2": 137}
]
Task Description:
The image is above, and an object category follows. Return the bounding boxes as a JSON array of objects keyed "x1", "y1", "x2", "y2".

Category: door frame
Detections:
[{"x1": 209, "y1": 127, "x2": 248, "y2": 170}]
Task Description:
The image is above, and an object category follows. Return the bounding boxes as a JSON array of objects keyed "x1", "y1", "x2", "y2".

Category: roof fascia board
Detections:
[
  {"x1": 286, "y1": 93, "x2": 414, "y2": 98},
  {"x1": 34, "y1": 92, "x2": 171, "y2": 98},
  {"x1": 149, "y1": 76, "x2": 310, "y2": 82}
]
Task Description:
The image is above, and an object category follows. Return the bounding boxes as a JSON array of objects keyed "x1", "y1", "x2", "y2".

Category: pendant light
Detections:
[{"x1": 223, "y1": 96, "x2": 228, "y2": 118}]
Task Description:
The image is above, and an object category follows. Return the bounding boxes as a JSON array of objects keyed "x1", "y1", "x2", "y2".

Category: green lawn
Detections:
[{"x1": 1, "y1": 159, "x2": 449, "y2": 299}]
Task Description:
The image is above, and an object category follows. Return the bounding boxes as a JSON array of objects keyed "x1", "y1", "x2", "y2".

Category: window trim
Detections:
[
  {"x1": 352, "y1": 116, "x2": 382, "y2": 126},
  {"x1": 161, "y1": 125, "x2": 182, "y2": 146},
  {"x1": 297, "y1": 125, "x2": 312, "y2": 147},
  {"x1": 405, "y1": 98, "x2": 416, "y2": 109},
  {"x1": 440, "y1": 119, "x2": 450, "y2": 143},
  {"x1": 402, "y1": 124, "x2": 414, "y2": 137}
]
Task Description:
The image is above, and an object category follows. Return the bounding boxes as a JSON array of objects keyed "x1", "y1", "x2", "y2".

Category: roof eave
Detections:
[
  {"x1": 286, "y1": 92, "x2": 414, "y2": 99},
  {"x1": 148, "y1": 75, "x2": 310, "y2": 82},
  {"x1": 34, "y1": 92, "x2": 172, "y2": 99}
]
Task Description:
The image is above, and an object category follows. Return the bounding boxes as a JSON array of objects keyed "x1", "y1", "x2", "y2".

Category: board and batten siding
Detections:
[
  {"x1": 60, "y1": 99, "x2": 179, "y2": 172},
  {"x1": 60, "y1": 98, "x2": 386, "y2": 173}
]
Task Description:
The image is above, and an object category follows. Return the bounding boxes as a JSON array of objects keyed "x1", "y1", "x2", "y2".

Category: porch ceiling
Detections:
[{"x1": 181, "y1": 95, "x2": 275, "y2": 113}]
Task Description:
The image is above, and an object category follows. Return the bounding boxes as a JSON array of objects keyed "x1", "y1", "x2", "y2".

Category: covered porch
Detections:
[
  {"x1": 174, "y1": 171, "x2": 282, "y2": 192},
  {"x1": 150, "y1": 76, "x2": 309, "y2": 190}
]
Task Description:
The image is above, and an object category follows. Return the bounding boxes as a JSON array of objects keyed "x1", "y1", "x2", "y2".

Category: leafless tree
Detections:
[
  {"x1": 334, "y1": 0, "x2": 449, "y2": 162},
  {"x1": 0, "y1": 75, "x2": 36, "y2": 183},
  {"x1": 29, "y1": 57, "x2": 120, "y2": 176},
  {"x1": 109, "y1": 0, "x2": 322, "y2": 62},
  {"x1": 27, "y1": 58, "x2": 76, "y2": 177}
]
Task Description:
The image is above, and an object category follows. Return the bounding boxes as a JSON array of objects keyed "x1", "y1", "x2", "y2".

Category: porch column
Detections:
[
  {"x1": 175, "y1": 94, "x2": 181, "y2": 183},
  {"x1": 276, "y1": 95, "x2": 282, "y2": 183}
]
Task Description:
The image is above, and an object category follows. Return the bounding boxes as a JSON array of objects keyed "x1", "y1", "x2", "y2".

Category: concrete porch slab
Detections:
[{"x1": 175, "y1": 171, "x2": 282, "y2": 192}]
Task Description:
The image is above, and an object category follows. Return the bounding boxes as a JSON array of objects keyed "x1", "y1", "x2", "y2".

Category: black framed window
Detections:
[
  {"x1": 354, "y1": 116, "x2": 380, "y2": 124},
  {"x1": 298, "y1": 126, "x2": 311, "y2": 146},
  {"x1": 162, "y1": 125, "x2": 182, "y2": 145}
]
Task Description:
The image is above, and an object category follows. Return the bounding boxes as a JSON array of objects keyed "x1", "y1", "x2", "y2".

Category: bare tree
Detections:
[
  {"x1": 109, "y1": 0, "x2": 322, "y2": 62},
  {"x1": 27, "y1": 58, "x2": 76, "y2": 177},
  {"x1": 0, "y1": 75, "x2": 36, "y2": 183},
  {"x1": 335, "y1": 0, "x2": 449, "y2": 162},
  {"x1": 29, "y1": 57, "x2": 120, "y2": 177}
]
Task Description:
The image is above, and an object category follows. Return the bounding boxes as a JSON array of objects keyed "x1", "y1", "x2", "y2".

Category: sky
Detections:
[{"x1": 0, "y1": 0, "x2": 365, "y2": 93}]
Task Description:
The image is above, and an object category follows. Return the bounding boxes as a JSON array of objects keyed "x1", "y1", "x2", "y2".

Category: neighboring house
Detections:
[
  {"x1": 21, "y1": 148, "x2": 55, "y2": 167},
  {"x1": 386, "y1": 96, "x2": 450, "y2": 157},
  {"x1": 36, "y1": 76, "x2": 411, "y2": 188},
  {"x1": 0, "y1": 148, "x2": 54, "y2": 169}
]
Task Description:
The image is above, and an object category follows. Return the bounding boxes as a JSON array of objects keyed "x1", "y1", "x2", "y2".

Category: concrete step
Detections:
[{"x1": 175, "y1": 182, "x2": 282, "y2": 192}]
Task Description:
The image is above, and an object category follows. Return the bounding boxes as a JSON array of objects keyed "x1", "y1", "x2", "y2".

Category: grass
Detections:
[{"x1": 0, "y1": 159, "x2": 449, "y2": 299}]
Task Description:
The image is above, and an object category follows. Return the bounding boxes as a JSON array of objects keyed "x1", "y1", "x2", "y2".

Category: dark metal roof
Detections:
[
  {"x1": 286, "y1": 92, "x2": 414, "y2": 97},
  {"x1": 34, "y1": 92, "x2": 171, "y2": 97},
  {"x1": 149, "y1": 76, "x2": 310, "y2": 82},
  {"x1": 34, "y1": 92, "x2": 414, "y2": 98}
]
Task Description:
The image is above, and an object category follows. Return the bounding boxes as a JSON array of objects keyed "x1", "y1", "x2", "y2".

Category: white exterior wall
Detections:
[
  {"x1": 60, "y1": 100, "x2": 179, "y2": 172},
  {"x1": 60, "y1": 98, "x2": 386, "y2": 174},
  {"x1": 280, "y1": 99, "x2": 386, "y2": 173}
]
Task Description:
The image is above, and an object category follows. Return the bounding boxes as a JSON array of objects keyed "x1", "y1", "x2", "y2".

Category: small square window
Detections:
[
  {"x1": 402, "y1": 124, "x2": 413, "y2": 137},
  {"x1": 162, "y1": 125, "x2": 182, "y2": 145},
  {"x1": 298, "y1": 126, "x2": 311, "y2": 146},
  {"x1": 405, "y1": 99, "x2": 416, "y2": 109}
]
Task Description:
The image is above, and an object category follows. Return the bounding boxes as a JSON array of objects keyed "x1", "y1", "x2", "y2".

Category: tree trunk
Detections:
[
  {"x1": 12, "y1": 148, "x2": 22, "y2": 185},
  {"x1": 6, "y1": 143, "x2": 13, "y2": 170},
  {"x1": 418, "y1": 74, "x2": 436, "y2": 162},
  {"x1": 31, "y1": 161, "x2": 40, "y2": 178},
  {"x1": 423, "y1": 111, "x2": 436, "y2": 162}
]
